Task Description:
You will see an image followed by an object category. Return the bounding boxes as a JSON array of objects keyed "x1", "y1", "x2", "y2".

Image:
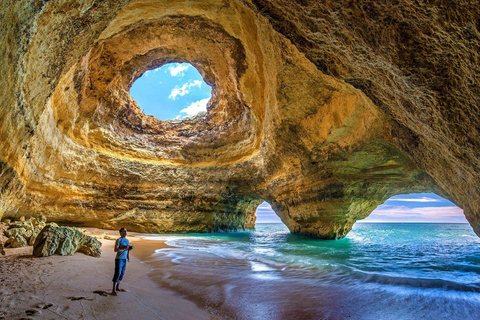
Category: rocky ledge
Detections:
[{"x1": 0, "y1": 0, "x2": 478, "y2": 239}]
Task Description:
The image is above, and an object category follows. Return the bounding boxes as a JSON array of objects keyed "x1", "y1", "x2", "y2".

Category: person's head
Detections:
[{"x1": 119, "y1": 227, "x2": 127, "y2": 237}]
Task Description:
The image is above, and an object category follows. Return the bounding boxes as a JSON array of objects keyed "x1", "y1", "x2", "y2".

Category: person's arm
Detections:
[{"x1": 114, "y1": 240, "x2": 129, "y2": 253}]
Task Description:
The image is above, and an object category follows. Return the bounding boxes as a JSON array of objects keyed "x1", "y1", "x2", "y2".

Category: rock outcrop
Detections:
[
  {"x1": 2, "y1": 216, "x2": 47, "y2": 248},
  {"x1": 33, "y1": 225, "x2": 102, "y2": 258},
  {"x1": 0, "y1": 0, "x2": 478, "y2": 239}
]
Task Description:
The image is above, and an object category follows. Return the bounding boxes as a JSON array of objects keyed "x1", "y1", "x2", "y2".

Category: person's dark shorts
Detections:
[{"x1": 112, "y1": 259, "x2": 127, "y2": 282}]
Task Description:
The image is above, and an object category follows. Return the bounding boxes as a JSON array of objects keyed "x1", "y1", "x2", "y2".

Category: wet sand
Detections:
[{"x1": 0, "y1": 228, "x2": 212, "y2": 320}]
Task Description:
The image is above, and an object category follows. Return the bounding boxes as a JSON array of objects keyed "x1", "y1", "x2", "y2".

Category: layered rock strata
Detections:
[{"x1": 0, "y1": 0, "x2": 477, "y2": 239}]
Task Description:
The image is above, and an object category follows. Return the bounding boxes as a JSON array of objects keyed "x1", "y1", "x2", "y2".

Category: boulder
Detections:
[
  {"x1": 0, "y1": 233, "x2": 7, "y2": 244},
  {"x1": 0, "y1": 223, "x2": 7, "y2": 240},
  {"x1": 33, "y1": 225, "x2": 102, "y2": 258},
  {"x1": 0, "y1": 224, "x2": 6, "y2": 255},
  {"x1": 30, "y1": 215, "x2": 47, "y2": 226},
  {"x1": 8, "y1": 220, "x2": 34, "y2": 232},
  {"x1": 6, "y1": 234, "x2": 28, "y2": 248},
  {"x1": 0, "y1": 217, "x2": 49, "y2": 248},
  {"x1": 5, "y1": 227, "x2": 33, "y2": 239},
  {"x1": 28, "y1": 229, "x2": 40, "y2": 246},
  {"x1": 95, "y1": 232, "x2": 117, "y2": 241}
]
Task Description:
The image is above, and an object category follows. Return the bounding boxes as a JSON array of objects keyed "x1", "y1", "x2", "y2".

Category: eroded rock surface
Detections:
[
  {"x1": 2, "y1": 216, "x2": 47, "y2": 248},
  {"x1": 0, "y1": 0, "x2": 478, "y2": 239},
  {"x1": 33, "y1": 225, "x2": 102, "y2": 258}
]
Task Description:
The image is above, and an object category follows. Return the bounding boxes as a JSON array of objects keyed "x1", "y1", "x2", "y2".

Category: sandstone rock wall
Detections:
[{"x1": 0, "y1": 0, "x2": 477, "y2": 238}]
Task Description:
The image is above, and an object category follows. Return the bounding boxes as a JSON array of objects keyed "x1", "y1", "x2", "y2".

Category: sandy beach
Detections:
[{"x1": 0, "y1": 229, "x2": 213, "y2": 320}]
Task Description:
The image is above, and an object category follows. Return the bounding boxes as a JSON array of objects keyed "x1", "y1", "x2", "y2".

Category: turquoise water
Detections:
[{"x1": 142, "y1": 223, "x2": 480, "y2": 319}]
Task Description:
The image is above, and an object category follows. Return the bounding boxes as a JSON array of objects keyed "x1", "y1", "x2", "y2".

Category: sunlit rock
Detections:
[{"x1": 0, "y1": 0, "x2": 478, "y2": 239}]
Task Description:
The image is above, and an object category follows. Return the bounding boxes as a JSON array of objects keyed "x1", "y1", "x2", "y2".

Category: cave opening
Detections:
[
  {"x1": 130, "y1": 62, "x2": 212, "y2": 121},
  {"x1": 356, "y1": 192, "x2": 466, "y2": 224},
  {"x1": 255, "y1": 201, "x2": 283, "y2": 225}
]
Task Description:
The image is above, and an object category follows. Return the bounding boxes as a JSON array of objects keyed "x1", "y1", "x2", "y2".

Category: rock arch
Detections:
[{"x1": 0, "y1": 0, "x2": 478, "y2": 239}]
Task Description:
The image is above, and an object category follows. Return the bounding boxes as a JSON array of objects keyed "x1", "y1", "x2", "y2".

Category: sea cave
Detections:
[{"x1": 0, "y1": 0, "x2": 479, "y2": 241}]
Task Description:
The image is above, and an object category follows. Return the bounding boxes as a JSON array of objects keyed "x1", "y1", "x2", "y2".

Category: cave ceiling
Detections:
[{"x1": 0, "y1": 0, "x2": 478, "y2": 239}]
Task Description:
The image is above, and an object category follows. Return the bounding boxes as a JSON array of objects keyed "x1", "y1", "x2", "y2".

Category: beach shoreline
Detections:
[{"x1": 0, "y1": 228, "x2": 213, "y2": 320}]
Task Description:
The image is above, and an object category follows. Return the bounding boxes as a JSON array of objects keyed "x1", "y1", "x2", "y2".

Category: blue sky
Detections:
[
  {"x1": 255, "y1": 202, "x2": 283, "y2": 223},
  {"x1": 130, "y1": 63, "x2": 212, "y2": 120},
  {"x1": 357, "y1": 193, "x2": 466, "y2": 223},
  {"x1": 128, "y1": 66, "x2": 465, "y2": 225},
  {"x1": 255, "y1": 193, "x2": 466, "y2": 224}
]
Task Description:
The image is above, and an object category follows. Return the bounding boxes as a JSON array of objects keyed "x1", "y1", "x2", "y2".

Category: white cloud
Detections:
[
  {"x1": 362, "y1": 205, "x2": 466, "y2": 223},
  {"x1": 179, "y1": 98, "x2": 209, "y2": 117},
  {"x1": 169, "y1": 80, "x2": 203, "y2": 100},
  {"x1": 387, "y1": 197, "x2": 440, "y2": 203},
  {"x1": 255, "y1": 202, "x2": 282, "y2": 223},
  {"x1": 257, "y1": 202, "x2": 273, "y2": 210},
  {"x1": 143, "y1": 68, "x2": 161, "y2": 77},
  {"x1": 168, "y1": 64, "x2": 190, "y2": 77}
]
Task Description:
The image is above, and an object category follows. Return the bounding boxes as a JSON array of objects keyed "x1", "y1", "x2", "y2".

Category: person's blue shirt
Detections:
[{"x1": 115, "y1": 237, "x2": 130, "y2": 260}]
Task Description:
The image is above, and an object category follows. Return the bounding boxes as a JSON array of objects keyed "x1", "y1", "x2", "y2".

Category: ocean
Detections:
[{"x1": 141, "y1": 223, "x2": 480, "y2": 320}]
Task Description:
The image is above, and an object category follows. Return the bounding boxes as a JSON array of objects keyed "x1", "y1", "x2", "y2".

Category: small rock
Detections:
[
  {"x1": 28, "y1": 229, "x2": 40, "y2": 246},
  {"x1": 9, "y1": 220, "x2": 34, "y2": 231},
  {"x1": 30, "y1": 215, "x2": 47, "y2": 227},
  {"x1": 5, "y1": 227, "x2": 33, "y2": 239},
  {"x1": 104, "y1": 235, "x2": 117, "y2": 240},
  {"x1": 5, "y1": 234, "x2": 28, "y2": 248},
  {"x1": 36, "y1": 221, "x2": 46, "y2": 230},
  {"x1": 0, "y1": 224, "x2": 7, "y2": 243},
  {"x1": 25, "y1": 309, "x2": 41, "y2": 316},
  {"x1": 94, "y1": 232, "x2": 117, "y2": 241},
  {"x1": 19, "y1": 216, "x2": 25, "y2": 222},
  {"x1": 35, "y1": 302, "x2": 53, "y2": 310}
]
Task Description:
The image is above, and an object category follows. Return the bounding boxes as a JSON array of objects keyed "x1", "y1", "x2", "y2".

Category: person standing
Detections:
[{"x1": 111, "y1": 227, "x2": 131, "y2": 295}]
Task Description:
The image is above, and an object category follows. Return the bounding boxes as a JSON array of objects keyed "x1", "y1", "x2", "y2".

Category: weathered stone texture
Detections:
[
  {"x1": 0, "y1": 0, "x2": 478, "y2": 239},
  {"x1": 33, "y1": 225, "x2": 102, "y2": 257},
  {"x1": 1, "y1": 215, "x2": 48, "y2": 248}
]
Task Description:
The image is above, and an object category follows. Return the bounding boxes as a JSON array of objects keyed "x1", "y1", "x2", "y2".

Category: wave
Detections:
[{"x1": 315, "y1": 264, "x2": 480, "y2": 293}]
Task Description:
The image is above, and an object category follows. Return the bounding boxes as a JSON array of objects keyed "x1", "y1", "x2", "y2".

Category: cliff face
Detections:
[{"x1": 0, "y1": 0, "x2": 477, "y2": 239}]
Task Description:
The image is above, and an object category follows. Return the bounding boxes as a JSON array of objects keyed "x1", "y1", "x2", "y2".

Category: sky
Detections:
[
  {"x1": 255, "y1": 193, "x2": 467, "y2": 224},
  {"x1": 128, "y1": 65, "x2": 466, "y2": 225},
  {"x1": 357, "y1": 193, "x2": 466, "y2": 223},
  {"x1": 130, "y1": 63, "x2": 212, "y2": 120}
]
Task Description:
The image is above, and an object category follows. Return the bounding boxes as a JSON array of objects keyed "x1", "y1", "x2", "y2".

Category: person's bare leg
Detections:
[
  {"x1": 111, "y1": 282, "x2": 117, "y2": 296},
  {"x1": 116, "y1": 281, "x2": 127, "y2": 292}
]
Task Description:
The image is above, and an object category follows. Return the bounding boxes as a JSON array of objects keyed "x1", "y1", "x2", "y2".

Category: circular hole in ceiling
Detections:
[{"x1": 130, "y1": 62, "x2": 212, "y2": 121}]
